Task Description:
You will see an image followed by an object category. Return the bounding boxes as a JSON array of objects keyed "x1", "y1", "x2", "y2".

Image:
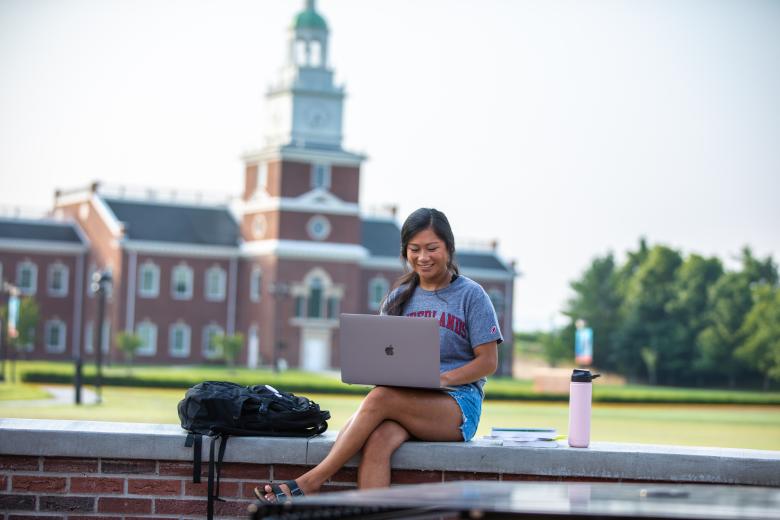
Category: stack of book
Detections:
[{"x1": 481, "y1": 427, "x2": 560, "y2": 448}]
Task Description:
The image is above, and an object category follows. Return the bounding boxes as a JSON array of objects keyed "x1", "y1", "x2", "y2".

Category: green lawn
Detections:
[
  {"x1": 0, "y1": 382, "x2": 51, "y2": 400},
  {"x1": 2, "y1": 384, "x2": 778, "y2": 451}
]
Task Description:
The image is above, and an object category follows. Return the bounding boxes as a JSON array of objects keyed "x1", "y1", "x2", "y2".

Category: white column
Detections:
[
  {"x1": 227, "y1": 258, "x2": 238, "y2": 335},
  {"x1": 125, "y1": 252, "x2": 137, "y2": 332}
]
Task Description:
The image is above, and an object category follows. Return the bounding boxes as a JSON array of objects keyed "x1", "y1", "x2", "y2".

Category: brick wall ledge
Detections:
[{"x1": 2, "y1": 418, "x2": 779, "y2": 487}]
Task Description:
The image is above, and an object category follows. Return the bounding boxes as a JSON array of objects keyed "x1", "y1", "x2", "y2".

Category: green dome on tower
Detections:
[{"x1": 294, "y1": 0, "x2": 328, "y2": 31}]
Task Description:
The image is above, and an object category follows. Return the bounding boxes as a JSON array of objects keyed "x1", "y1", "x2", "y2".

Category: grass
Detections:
[
  {"x1": 2, "y1": 384, "x2": 779, "y2": 451},
  {"x1": 14, "y1": 361, "x2": 780, "y2": 405},
  {"x1": 0, "y1": 382, "x2": 51, "y2": 401}
]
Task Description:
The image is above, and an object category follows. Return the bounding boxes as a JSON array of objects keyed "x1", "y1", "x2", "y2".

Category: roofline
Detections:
[
  {"x1": 121, "y1": 240, "x2": 239, "y2": 259},
  {"x1": 0, "y1": 238, "x2": 88, "y2": 255},
  {"x1": 242, "y1": 145, "x2": 367, "y2": 167},
  {"x1": 242, "y1": 239, "x2": 368, "y2": 262}
]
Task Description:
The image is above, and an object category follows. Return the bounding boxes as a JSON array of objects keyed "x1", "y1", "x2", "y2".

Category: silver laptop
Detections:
[{"x1": 339, "y1": 314, "x2": 454, "y2": 391}]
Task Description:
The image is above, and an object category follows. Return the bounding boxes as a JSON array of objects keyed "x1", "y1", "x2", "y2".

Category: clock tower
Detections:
[
  {"x1": 238, "y1": 0, "x2": 367, "y2": 373},
  {"x1": 266, "y1": 0, "x2": 344, "y2": 149}
]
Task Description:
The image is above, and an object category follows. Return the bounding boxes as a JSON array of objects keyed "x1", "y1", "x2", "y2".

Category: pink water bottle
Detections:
[{"x1": 568, "y1": 369, "x2": 600, "y2": 448}]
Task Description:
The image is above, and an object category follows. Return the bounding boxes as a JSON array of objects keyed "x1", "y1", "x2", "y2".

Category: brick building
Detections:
[{"x1": 0, "y1": 1, "x2": 515, "y2": 373}]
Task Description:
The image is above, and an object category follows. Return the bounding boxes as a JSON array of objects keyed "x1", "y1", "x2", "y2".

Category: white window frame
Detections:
[
  {"x1": 138, "y1": 261, "x2": 160, "y2": 298},
  {"x1": 202, "y1": 324, "x2": 224, "y2": 360},
  {"x1": 171, "y1": 264, "x2": 193, "y2": 300},
  {"x1": 47, "y1": 262, "x2": 69, "y2": 297},
  {"x1": 204, "y1": 266, "x2": 227, "y2": 302},
  {"x1": 310, "y1": 163, "x2": 331, "y2": 189},
  {"x1": 250, "y1": 267, "x2": 262, "y2": 302},
  {"x1": 45, "y1": 319, "x2": 67, "y2": 354},
  {"x1": 16, "y1": 260, "x2": 37, "y2": 296},
  {"x1": 367, "y1": 276, "x2": 389, "y2": 311},
  {"x1": 84, "y1": 321, "x2": 110, "y2": 355},
  {"x1": 136, "y1": 320, "x2": 158, "y2": 357},
  {"x1": 169, "y1": 322, "x2": 191, "y2": 358}
]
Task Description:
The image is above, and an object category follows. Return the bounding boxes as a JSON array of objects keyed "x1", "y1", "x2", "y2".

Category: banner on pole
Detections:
[
  {"x1": 7, "y1": 294, "x2": 20, "y2": 339},
  {"x1": 574, "y1": 323, "x2": 593, "y2": 366}
]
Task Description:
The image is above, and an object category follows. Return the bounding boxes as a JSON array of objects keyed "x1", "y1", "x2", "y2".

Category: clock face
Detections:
[{"x1": 305, "y1": 104, "x2": 330, "y2": 129}]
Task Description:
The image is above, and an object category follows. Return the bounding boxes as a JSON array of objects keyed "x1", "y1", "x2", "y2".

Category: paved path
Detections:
[{"x1": 0, "y1": 385, "x2": 99, "y2": 407}]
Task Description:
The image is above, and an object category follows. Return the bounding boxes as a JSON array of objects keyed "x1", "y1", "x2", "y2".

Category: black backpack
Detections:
[{"x1": 177, "y1": 381, "x2": 330, "y2": 519}]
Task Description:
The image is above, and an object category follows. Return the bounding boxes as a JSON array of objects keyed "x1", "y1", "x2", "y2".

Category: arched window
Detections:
[
  {"x1": 16, "y1": 260, "x2": 37, "y2": 295},
  {"x1": 250, "y1": 267, "x2": 262, "y2": 302},
  {"x1": 171, "y1": 264, "x2": 193, "y2": 300},
  {"x1": 47, "y1": 262, "x2": 69, "y2": 297},
  {"x1": 169, "y1": 322, "x2": 191, "y2": 358},
  {"x1": 45, "y1": 319, "x2": 67, "y2": 354},
  {"x1": 202, "y1": 323, "x2": 224, "y2": 360},
  {"x1": 205, "y1": 265, "x2": 226, "y2": 301},
  {"x1": 138, "y1": 261, "x2": 160, "y2": 298},
  {"x1": 367, "y1": 277, "x2": 389, "y2": 311},
  {"x1": 307, "y1": 277, "x2": 324, "y2": 318},
  {"x1": 136, "y1": 321, "x2": 158, "y2": 356}
]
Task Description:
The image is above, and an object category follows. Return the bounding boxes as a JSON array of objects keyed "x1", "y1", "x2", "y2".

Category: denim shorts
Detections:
[{"x1": 447, "y1": 384, "x2": 483, "y2": 441}]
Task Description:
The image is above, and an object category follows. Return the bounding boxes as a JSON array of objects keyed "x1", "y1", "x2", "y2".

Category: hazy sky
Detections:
[{"x1": 1, "y1": 0, "x2": 779, "y2": 331}]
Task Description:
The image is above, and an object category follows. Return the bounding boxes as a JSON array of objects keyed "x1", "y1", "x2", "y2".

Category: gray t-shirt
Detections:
[{"x1": 382, "y1": 275, "x2": 503, "y2": 396}]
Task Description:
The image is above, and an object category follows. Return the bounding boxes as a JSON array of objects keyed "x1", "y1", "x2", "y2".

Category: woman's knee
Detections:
[
  {"x1": 362, "y1": 386, "x2": 404, "y2": 414},
  {"x1": 363, "y1": 420, "x2": 409, "y2": 460}
]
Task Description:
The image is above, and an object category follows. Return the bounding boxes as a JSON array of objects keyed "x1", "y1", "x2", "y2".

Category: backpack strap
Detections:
[
  {"x1": 184, "y1": 433, "x2": 202, "y2": 484},
  {"x1": 215, "y1": 434, "x2": 229, "y2": 499},
  {"x1": 206, "y1": 434, "x2": 229, "y2": 520}
]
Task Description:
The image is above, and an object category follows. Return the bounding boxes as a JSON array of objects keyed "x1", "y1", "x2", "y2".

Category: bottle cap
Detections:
[{"x1": 571, "y1": 369, "x2": 601, "y2": 382}]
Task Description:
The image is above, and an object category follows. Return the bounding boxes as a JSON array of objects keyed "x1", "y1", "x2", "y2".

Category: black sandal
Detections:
[{"x1": 253, "y1": 479, "x2": 305, "y2": 503}]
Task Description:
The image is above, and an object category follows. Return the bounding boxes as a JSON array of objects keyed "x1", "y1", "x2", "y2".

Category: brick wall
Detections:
[{"x1": 0, "y1": 454, "x2": 620, "y2": 519}]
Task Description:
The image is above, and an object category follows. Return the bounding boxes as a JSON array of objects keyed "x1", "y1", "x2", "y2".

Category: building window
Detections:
[
  {"x1": 488, "y1": 289, "x2": 505, "y2": 315},
  {"x1": 294, "y1": 295, "x2": 305, "y2": 318},
  {"x1": 252, "y1": 214, "x2": 267, "y2": 239},
  {"x1": 171, "y1": 264, "x2": 193, "y2": 300},
  {"x1": 169, "y1": 323, "x2": 191, "y2": 358},
  {"x1": 204, "y1": 266, "x2": 226, "y2": 301},
  {"x1": 326, "y1": 296, "x2": 340, "y2": 320},
  {"x1": 306, "y1": 215, "x2": 331, "y2": 241},
  {"x1": 310, "y1": 164, "x2": 331, "y2": 189},
  {"x1": 85, "y1": 321, "x2": 111, "y2": 355},
  {"x1": 258, "y1": 162, "x2": 268, "y2": 190},
  {"x1": 202, "y1": 324, "x2": 224, "y2": 360},
  {"x1": 307, "y1": 277, "x2": 324, "y2": 318},
  {"x1": 45, "y1": 319, "x2": 67, "y2": 354},
  {"x1": 250, "y1": 267, "x2": 262, "y2": 302},
  {"x1": 16, "y1": 260, "x2": 37, "y2": 295},
  {"x1": 138, "y1": 261, "x2": 160, "y2": 298},
  {"x1": 136, "y1": 321, "x2": 157, "y2": 357},
  {"x1": 367, "y1": 277, "x2": 389, "y2": 311},
  {"x1": 47, "y1": 262, "x2": 69, "y2": 297}
]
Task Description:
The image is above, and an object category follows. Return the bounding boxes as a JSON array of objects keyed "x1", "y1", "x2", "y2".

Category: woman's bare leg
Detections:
[
  {"x1": 357, "y1": 420, "x2": 410, "y2": 489},
  {"x1": 263, "y1": 386, "x2": 461, "y2": 500}
]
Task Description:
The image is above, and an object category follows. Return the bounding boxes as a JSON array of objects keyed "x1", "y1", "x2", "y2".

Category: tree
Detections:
[
  {"x1": 564, "y1": 253, "x2": 622, "y2": 371},
  {"x1": 214, "y1": 333, "x2": 244, "y2": 369},
  {"x1": 0, "y1": 297, "x2": 40, "y2": 382},
  {"x1": 666, "y1": 254, "x2": 724, "y2": 385},
  {"x1": 695, "y1": 249, "x2": 778, "y2": 387},
  {"x1": 115, "y1": 331, "x2": 143, "y2": 372},
  {"x1": 540, "y1": 328, "x2": 571, "y2": 367},
  {"x1": 736, "y1": 285, "x2": 780, "y2": 389},
  {"x1": 615, "y1": 245, "x2": 683, "y2": 383}
]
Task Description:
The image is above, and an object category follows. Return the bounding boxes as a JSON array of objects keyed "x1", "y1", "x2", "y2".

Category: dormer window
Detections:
[{"x1": 311, "y1": 164, "x2": 331, "y2": 190}]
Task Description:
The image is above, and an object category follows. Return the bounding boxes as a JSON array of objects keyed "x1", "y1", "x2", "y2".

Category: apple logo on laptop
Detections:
[{"x1": 385, "y1": 345, "x2": 394, "y2": 356}]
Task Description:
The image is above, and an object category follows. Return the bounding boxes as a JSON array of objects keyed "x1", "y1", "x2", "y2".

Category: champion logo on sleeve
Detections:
[{"x1": 490, "y1": 326, "x2": 497, "y2": 334}]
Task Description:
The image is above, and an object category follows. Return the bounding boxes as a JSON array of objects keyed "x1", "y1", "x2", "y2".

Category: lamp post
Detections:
[
  {"x1": 91, "y1": 270, "x2": 112, "y2": 404},
  {"x1": 268, "y1": 281, "x2": 289, "y2": 373}
]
